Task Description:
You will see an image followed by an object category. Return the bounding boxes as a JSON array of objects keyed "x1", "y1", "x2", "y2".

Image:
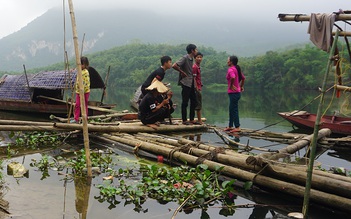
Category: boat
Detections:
[
  {"x1": 130, "y1": 85, "x2": 142, "y2": 111},
  {"x1": 278, "y1": 110, "x2": 351, "y2": 136},
  {"x1": 130, "y1": 83, "x2": 175, "y2": 111},
  {"x1": 0, "y1": 67, "x2": 116, "y2": 116}
]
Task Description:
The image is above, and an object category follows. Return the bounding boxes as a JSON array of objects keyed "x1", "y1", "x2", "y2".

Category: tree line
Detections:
[{"x1": 2, "y1": 42, "x2": 348, "y2": 90}]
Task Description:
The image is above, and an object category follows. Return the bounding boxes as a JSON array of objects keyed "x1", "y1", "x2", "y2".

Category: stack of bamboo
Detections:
[{"x1": 93, "y1": 130, "x2": 351, "y2": 213}]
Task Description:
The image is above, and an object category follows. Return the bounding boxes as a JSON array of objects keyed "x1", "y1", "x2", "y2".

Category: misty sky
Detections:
[{"x1": 1, "y1": 0, "x2": 350, "y2": 39}]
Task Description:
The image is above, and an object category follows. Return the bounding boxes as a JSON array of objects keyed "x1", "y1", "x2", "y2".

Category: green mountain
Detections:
[{"x1": 0, "y1": 8, "x2": 308, "y2": 72}]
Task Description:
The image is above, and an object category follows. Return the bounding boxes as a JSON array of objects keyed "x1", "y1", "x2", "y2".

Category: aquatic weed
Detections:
[
  {"x1": 96, "y1": 163, "x2": 237, "y2": 214},
  {"x1": 9, "y1": 131, "x2": 64, "y2": 149}
]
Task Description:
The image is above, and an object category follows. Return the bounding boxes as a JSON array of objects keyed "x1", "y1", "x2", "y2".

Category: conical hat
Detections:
[{"x1": 146, "y1": 79, "x2": 169, "y2": 93}]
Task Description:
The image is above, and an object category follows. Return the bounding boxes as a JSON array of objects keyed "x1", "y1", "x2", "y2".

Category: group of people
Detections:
[
  {"x1": 137, "y1": 44, "x2": 203, "y2": 129},
  {"x1": 72, "y1": 45, "x2": 245, "y2": 132},
  {"x1": 138, "y1": 43, "x2": 245, "y2": 132}
]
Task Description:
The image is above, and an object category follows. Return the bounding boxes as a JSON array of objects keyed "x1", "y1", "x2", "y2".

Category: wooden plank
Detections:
[{"x1": 37, "y1": 95, "x2": 118, "y2": 113}]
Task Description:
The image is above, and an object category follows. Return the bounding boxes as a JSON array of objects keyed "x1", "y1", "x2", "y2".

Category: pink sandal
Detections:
[
  {"x1": 229, "y1": 128, "x2": 241, "y2": 133},
  {"x1": 223, "y1": 127, "x2": 233, "y2": 131}
]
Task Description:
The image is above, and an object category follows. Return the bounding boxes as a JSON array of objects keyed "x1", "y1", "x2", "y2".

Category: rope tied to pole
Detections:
[
  {"x1": 133, "y1": 142, "x2": 142, "y2": 155},
  {"x1": 294, "y1": 14, "x2": 303, "y2": 22},
  {"x1": 195, "y1": 147, "x2": 225, "y2": 165},
  {"x1": 167, "y1": 144, "x2": 192, "y2": 164},
  {"x1": 251, "y1": 164, "x2": 269, "y2": 184}
]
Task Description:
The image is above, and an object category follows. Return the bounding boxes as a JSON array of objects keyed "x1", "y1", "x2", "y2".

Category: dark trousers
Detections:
[
  {"x1": 181, "y1": 84, "x2": 196, "y2": 122},
  {"x1": 141, "y1": 107, "x2": 174, "y2": 125},
  {"x1": 228, "y1": 92, "x2": 241, "y2": 128}
]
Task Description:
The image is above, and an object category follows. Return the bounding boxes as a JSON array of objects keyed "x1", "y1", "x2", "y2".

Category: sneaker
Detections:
[{"x1": 69, "y1": 119, "x2": 77, "y2": 124}]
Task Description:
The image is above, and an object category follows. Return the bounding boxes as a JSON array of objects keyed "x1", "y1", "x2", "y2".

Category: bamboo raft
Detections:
[
  {"x1": 90, "y1": 130, "x2": 351, "y2": 213},
  {"x1": 0, "y1": 118, "x2": 351, "y2": 212}
]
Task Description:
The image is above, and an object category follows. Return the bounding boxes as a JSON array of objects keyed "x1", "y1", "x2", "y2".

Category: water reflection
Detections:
[
  {"x1": 187, "y1": 134, "x2": 201, "y2": 142},
  {"x1": 248, "y1": 207, "x2": 270, "y2": 219},
  {"x1": 229, "y1": 133, "x2": 240, "y2": 143},
  {"x1": 74, "y1": 176, "x2": 92, "y2": 219},
  {"x1": 104, "y1": 86, "x2": 342, "y2": 129}
]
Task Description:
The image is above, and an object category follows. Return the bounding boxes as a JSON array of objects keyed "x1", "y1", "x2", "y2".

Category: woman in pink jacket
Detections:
[{"x1": 225, "y1": 55, "x2": 245, "y2": 133}]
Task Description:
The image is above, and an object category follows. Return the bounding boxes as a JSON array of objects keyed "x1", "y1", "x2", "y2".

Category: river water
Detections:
[{"x1": 1, "y1": 87, "x2": 350, "y2": 219}]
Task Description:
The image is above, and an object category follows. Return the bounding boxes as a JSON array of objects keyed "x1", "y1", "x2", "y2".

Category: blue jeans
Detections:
[{"x1": 228, "y1": 92, "x2": 241, "y2": 128}]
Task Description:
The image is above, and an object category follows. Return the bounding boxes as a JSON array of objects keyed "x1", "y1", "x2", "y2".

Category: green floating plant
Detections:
[
  {"x1": 96, "y1": 163, "x2": 238, "y2": 215},
  {"x1": 9, "y1": 131, "x2": 64, "y2": 149}
]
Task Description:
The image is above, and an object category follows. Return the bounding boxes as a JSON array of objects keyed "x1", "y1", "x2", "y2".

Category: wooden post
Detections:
[
  {"x1": 22, "y1": 65, "x2": 32, "y2": 103},
  {"x1": 100, "y1": 65, "x2": 110, "y2": 104},
  {"x1": 67, "y1": 0, "x2": 92, "y2": 178},
  {"x1": 80, "y1": 33, "x2": 86, "y2": 56},
  {"x1": 302, "y1": 30, "x2": 340, "y2": 218}
]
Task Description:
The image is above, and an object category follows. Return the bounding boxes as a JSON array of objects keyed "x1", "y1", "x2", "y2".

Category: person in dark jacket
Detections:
[
  {"x1": 139, "y1": 80, "x2": 174, "y2": 129},
  {"x1": 141, "y1": 55, "x2": 172, "y2": 96}
]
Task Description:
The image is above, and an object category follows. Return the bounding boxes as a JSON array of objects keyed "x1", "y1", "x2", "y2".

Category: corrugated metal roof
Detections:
[
  {"x1": 0, "y1": 68, "x2": 105, "y2": 101},
  {"x1": 29, "y1": 70, "x2": 76, "y2": 89},
  {"x1": 0, "y1": 74, "x2": 33, "y2": 102}
]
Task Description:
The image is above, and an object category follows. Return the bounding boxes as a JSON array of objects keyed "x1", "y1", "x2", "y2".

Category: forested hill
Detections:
[
  {"x1": 0, "y1": 7, "x2": 308, "y2": 72},
  {"x1": 23, "y1": 43, "x2": 339, "y2": 90}
]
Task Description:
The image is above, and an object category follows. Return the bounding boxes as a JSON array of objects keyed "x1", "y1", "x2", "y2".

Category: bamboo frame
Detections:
[
  {"x1": 278, "y1": 13, "x2": 351, "y2": 22},
  {"x1": 336, "y1": 85, "x2": 351, "y2": 92}
]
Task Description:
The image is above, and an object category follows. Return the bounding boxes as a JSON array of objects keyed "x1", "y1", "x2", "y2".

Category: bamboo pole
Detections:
[
  {"x1": 266, "y1": 128, "x2": 330, "y2": 161},
  {"x1": 100, "y1": 133, "x2": 351, "y2": 212},
  {"x1": 336, "y1": 85, "x2": 351, "y2": 92},
  {"x1": 214, "y1": 128, "x2": 278, "y2": 152},
  {"x1": 0, "y1": 125, "x2": 64, "y2": 131},
  {"x1": 245, "y1": 129, "x2": 330, "y2": 165},
  {"x1": 312, "y1": 168, "x2": 351, "y2": 184},
  {"x1": 37, "y1": 95, "x2": 118, "y2": 114},
  {"x1": 278, "y1": 13, "x2": 351, "y2": 22},
  {"x1": 0, "y1": 119, "x2": 55, "y2": 126},
  {"x1": 100, "y1": 66, "x2": 110, "y2": 104},
  {"x1": 133, "y1": 133, "x2": 254, "y2": 160},
  {"x1": 67, "y1": 0, "x2": 92, "y2": 178},
  {"x1": 0, "y1": 123, "x2": 207, "y2": 133},
  {"x1": 54, "y1": 123, "x2": 207, "y2": 133},
  {"x1": 333, "y1": 31, "x2": 351, "y2": 37},
  {"x1": 302, "y1": 30, "x2": 340, "y2": 218},
  {"x1": 50, "y1": 112, "x2": 138, "y2": 122},
  {"x1": 22, "y1": 65, "x2": 31, "y2": 103}
]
